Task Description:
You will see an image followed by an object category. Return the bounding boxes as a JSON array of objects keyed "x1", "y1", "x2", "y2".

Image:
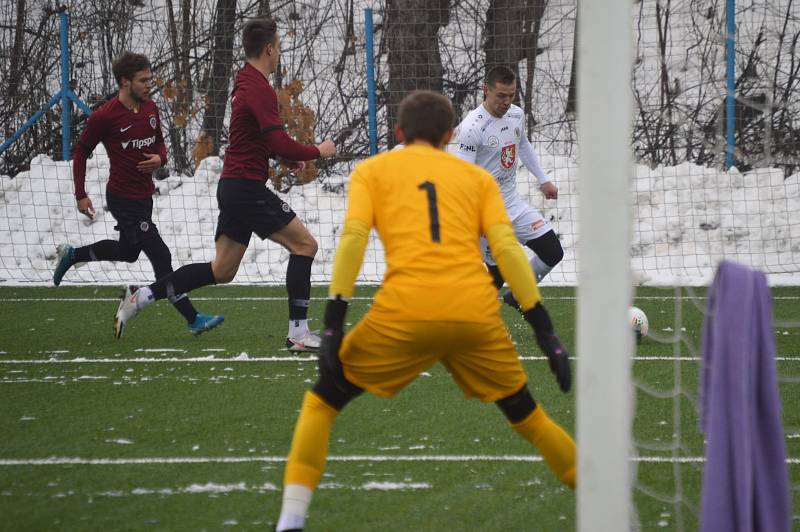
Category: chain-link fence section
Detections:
[{"x1": 1, "y1": 0, "x2": 798, "y2": 285}]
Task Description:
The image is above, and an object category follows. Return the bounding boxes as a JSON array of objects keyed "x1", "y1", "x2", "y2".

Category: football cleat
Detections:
[
  {"x1": 188, "y1": 313, "x2": 225, "y2": 336},
  {"x1": 53, "y1": 243, "x2": 75, "y2": 286},
  {"x1": 286, "y1": 330, "x2": 321, "y2": 352},
  {"x1": 114, "y1": 285, "x2": 141, "y2": 339}
]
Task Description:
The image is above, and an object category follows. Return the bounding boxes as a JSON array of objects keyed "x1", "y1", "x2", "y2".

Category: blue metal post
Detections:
[
  {"x1": 0, "y1": 7, "x2": 92, "y2": 159},
  {"x1": 0, "y1": 94, "x2": 62, "y2": 155},
  {"x1": 725, "y1": 0, "x2": 735, "y2": 170},
  {"x1": 60, "y1": 10, "x2": 71, "y2": 160},
  {"x1": 68, "y1": 89, "x2": 93, "y2": 115},
  {"x1": 364, "y1": 8, "x2": 378, "y2": 155}
]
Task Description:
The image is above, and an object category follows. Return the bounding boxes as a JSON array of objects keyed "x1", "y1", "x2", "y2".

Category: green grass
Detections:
[{"x1": 0, "y1": 285, "x2": 798, "y2": 530}]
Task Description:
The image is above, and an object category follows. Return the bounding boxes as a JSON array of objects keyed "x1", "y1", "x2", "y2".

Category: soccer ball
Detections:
[{"x1": 629, "y1": 306, "x2": 649, "y2": 343}]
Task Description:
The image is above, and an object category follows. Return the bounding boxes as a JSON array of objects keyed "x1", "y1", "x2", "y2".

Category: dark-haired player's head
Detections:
[
  {"x1": 112, "y1": 52, "x2": 152, "y2": 104},
  {"x1": 243, "y1": 18, "x2": 280, "y2": 73},
  {"x1": 395, "y1": 91, "x2": 455, "y2": 148},
  {"x1": 483, "y1": 65, "x2": 516, "y2": 118}
]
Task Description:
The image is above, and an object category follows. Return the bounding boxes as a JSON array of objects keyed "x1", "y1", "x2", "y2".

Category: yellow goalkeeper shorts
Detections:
[{"x1": 339, "y1": 312, "x2": 528, "y2": 402}]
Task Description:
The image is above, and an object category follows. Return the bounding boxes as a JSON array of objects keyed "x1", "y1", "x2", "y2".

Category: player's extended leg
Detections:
[
  {"x1": 269, "y1": 217, "x2": 320, "y2": 351},
  {"x1": 502, "y1": 230, "x2": 565, "y2": 312},
  {"x1": 495, "y1": 386, "x2": 576, "y2": 489},
  {"x1": 277, "y1": 342, "x2": 363, "y2": 532},
  {"x1": 53, "y1": 240, "x2": 132, "y2": 286},
  {"x1": 524, "y1": 229, "x2": 564, "y2": 283},
  {"x1": 138, "y1": 233, "x2": 223, "y2": 335},
  {"x1": 278, "y1": 314, "x2": 440, "y2": 531},
  {"x1": 114, "y1": 235, "x2": 244, "y2": 337},
  {"x1": 442, "y1": 320, "x2": 575, "y2": 489}
]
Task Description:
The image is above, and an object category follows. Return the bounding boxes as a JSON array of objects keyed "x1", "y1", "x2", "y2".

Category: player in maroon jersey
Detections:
[
  {"x1": 114, "y1": 19, "x2": 337, "y2": 350},
  {"x1": 52, "y1": 52, "x2": 223, "y2": 339}
]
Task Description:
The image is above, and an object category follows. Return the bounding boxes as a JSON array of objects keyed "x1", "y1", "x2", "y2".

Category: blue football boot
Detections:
[
  {"x1": 188, "y1": 313, "x2": 225, "y2": 336},
  {"x1": 53, "y1": 243, "x2": 75, "y2": 286}
]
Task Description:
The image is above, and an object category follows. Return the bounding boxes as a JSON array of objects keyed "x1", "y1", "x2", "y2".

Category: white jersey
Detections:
[{"x1": 452, "y1": 103, "x2": 550, "y2": 206}]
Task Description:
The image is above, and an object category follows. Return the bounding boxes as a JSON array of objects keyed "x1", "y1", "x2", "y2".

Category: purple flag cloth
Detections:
[{"x1": 699, "y1": 260, "x2": 791, "y2": 532}]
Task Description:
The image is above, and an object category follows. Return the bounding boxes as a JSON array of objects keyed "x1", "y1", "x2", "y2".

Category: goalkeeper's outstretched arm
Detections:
[{"x1": 486, "y1": 223, "x2": 572, "y2": 392}]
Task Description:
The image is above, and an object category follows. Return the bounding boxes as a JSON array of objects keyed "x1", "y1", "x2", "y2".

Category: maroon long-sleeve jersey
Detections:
[
  {"x1": 72, "y1": 97, "x2": 167, "y2": 200},
  {"x1": 221, "y1": 63, "x2": 320, "y2": 183}
]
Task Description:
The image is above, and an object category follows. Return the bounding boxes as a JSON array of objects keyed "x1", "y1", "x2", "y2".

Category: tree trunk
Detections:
[
  {"x1": 256, "y1": 0, "x2": 282, "y2": 88},
  {"x1": 166, "y1": 0, "x2": 181, "y2": 81},
  {"x1": 2, "y1": 0, "x2": 26, "y2": 152},
  {"x1": 522, "y1": 0, "x2": 547, "y2": 129},
  {"x1": 565, "y1": 9, "x2": 577, "y2": 115},
  {"x1": 197, "y1": 0, "x2": 236, "y2": 160},
  {"x1": 164, "y1": 0, "x2": 190, "y2": 174},
  {"x1": 484, "y1": 0, "x2": 547, "y2": 110},
  {"x1": 484, "y1": 0, "x2": 527, "y2": 74},
  {"x1": 180, "y1": 0, "x2": 192, "y2": 94},
  {"x1": 174, "y1": 0, "x2": 193, "y2": 173},
  {"x1": 8, "y1": 0, "x2": 26, "y2": 108},
  {"x1": 386, "y1": 0, "x2": 450, "y2": 146}
]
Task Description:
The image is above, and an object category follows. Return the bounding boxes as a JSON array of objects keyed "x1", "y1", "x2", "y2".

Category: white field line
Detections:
[
  {"x1": 1, "y1": 356, "x2": 799, "y2": 365},
  {"x1": 1, "y1": 455, "x2": 797, "y2": 466},
  {"x1": 2, "y1": 295, "x2": 799, "y2": 303}
]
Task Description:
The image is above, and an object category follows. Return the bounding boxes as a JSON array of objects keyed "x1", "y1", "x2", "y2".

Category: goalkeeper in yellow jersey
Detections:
[{"x1": 275, "y1": 90, "x2": 575, "y2": 532}]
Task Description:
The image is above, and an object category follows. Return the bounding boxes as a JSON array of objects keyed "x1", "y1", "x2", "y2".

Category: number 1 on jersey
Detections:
[{"x1": 417, "y1": 181, "x2": 440, "y2": 243}]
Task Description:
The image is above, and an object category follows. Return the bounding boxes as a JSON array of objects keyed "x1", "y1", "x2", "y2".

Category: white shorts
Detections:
[{"x1": 481, "y1": 199, "x2": 552, "y2": 266}]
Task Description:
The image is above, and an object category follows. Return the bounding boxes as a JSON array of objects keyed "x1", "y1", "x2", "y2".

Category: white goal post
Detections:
[{"x1": 576, "y1": 0, "x2": 634, "y2": 530}]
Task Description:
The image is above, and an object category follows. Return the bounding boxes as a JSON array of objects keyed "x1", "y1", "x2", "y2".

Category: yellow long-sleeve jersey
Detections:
[{"x1": 330, "y1": 143, "x2": 541, "y2": 323}]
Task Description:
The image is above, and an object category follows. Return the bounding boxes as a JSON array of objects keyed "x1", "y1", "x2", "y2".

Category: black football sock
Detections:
[
  {"x1": 73, "y1": 240, "x2": 121, "y2": 263},
  {"x1": 149, "y1": 262, "x2": 216, "y2": 301},
  {"x1": 287, "y1": 254, "x2": 314, "y2": 321},
  {"x1": 168, "y1": 293, "x2": 198, "y2": 324},
  {"x1": 139, "y1": 236, "x2": 199, "y2": 324}
]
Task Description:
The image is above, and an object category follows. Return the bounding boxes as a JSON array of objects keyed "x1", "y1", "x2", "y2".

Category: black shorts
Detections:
[
  {"x1": 215, "y1": 178, "x2": 296, "y2": 246},
  {"x1": 106, "y1": 191, "x2": 159, "y2": 246}
]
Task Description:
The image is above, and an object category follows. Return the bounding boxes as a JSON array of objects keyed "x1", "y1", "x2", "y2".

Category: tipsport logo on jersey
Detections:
[
  {"x1": 121, "y1": 135, "x2": 157, "y2": 150},
  {"x1": 500, "y1": 144, "x2": 516, "y2": 169}
]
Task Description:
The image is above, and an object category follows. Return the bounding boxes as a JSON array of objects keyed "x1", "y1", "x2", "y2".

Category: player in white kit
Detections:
[{"x1": 452, "y1": 66, "x2": 563, "y2": 308}]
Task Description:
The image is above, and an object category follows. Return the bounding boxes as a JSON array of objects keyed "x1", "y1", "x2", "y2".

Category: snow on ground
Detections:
[{"x1": 1, "y1": 145, "x2": 798, "y2": 286}]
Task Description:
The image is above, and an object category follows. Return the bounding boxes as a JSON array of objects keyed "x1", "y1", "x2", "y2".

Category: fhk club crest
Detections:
[
  {"x1": 500, "y1": 144, "x2": 516, "y2": 169},
  {"x1": 149, "y1": 116, "x2": 157, "y2": 129}
]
